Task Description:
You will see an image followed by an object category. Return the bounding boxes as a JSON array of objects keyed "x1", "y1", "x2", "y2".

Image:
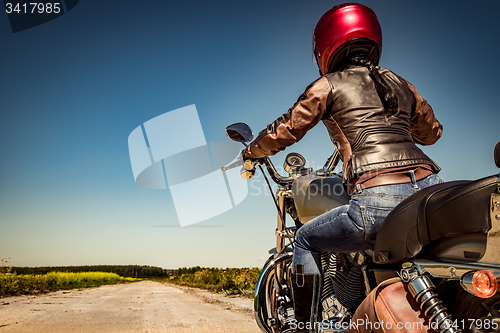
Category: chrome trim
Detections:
[
  {"x1": 220, "y1": 158, "x2": 243, "y2": 172},
  {"x1": 240, "y1": 167, "x2": 255, "y2": 179},
  {"x1": 460, "y1": 271, "x2": 475, "y2": 296},
  {"x1": 263, "y1": 157, "x2": 294, "y2": 184},
  {"x1": 254, "y1": 252, "x2": 293, "y2": 333},
  {"x1": 460, "y1": 269, "x2": 500, "y2": 297},
  {"x1": 497, "y1": 174, "x2": 500, "y2": 194},
  {"x1": 275, "y1": 227, "x2": 296, "y2": 239},
  {"x1": 277, "y1": 190, "x2": 293, "y2": 198},
  {"x1": 276, "y1": 189, "x2": 287, "y2": 254},
  {"x1": 291, "y1": 167, "x2": 313, "y2": 179},
  {"x1": 404, "y1": 260, "x2": 500, "y2": 279},
  {"x1": 321, "y1": 295, "x2": 347, "y2": 322},
  {"x1": 244, "y1": 159, "x2": 256, "y2": 171},
  {"x1": 479, "y1": 192, "x2": 500, "y2": 264},
  {"x1": 268, "y1": 246, "x2": 293, "y2": 255},
  {"x1": 316, "y1": 168, "x2": 332, "y2": 177},
  {"x1": 404, "y1": 272, "x2": 434, "y2": 298},
  {"x1": 401, "y1": 266, "x2": 457, "y2": 333},
  {"x1": 283, "y1": 153, "x2": 306, "y2": 174},
  {"x1": 361, "y1": 265, "x2": 372, "y2": 295}
]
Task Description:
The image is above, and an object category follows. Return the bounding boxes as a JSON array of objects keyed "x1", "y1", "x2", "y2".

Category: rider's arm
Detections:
[
  {"x1": 242, "y1": 77, "x2": 333, "y2": 159},
  {"x1": 404, "y1": 79, "x2": 443, "y2": 146}
]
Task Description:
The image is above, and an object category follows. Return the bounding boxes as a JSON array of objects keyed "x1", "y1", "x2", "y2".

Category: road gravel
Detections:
[{"x1": 0, "y1": 280, "x2": 261, "y2": 333}]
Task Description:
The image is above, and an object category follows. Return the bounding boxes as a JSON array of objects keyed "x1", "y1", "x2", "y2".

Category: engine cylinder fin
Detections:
[
  {"x1": 329, "y1": 254, "x2": 366, "y2": 312},
  {"x1": 321, "y1": 253, "x2": 336, "y2": 303}
]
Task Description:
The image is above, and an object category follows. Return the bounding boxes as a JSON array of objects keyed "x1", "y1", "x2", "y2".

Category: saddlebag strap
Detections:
[
  {"x1": 349, "y1": 277, "x2": 430, "y2": 333},
  {"x1": 350, "y1": 167, "x2": 433, "y2": 193},
  {"x1": 349, "y1": 277, "x2": 400, "y2": 333}
]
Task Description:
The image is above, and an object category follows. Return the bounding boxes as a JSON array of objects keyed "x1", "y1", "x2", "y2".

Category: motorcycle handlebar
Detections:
[
  {"x1": 248, "y1": 150, "x2": 341, "y2": 186},
  {"x1": 260, "y1": 157, "x2": 294, "y2": 185},
  {"x1": 221, "y1": 149, "x2": 341, "y2": 186}
]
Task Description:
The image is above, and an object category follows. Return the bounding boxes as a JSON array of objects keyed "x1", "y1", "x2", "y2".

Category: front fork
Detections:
[
  {"x1": 274, "y1": 188, "x2": 294, "y2": 295},
  {"x1": 275, "y1": 187, "x2": 292, "y2": 254}
]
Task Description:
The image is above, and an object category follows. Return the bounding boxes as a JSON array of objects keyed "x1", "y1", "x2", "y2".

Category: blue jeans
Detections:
[{"x1": 292, "y1": 174, "x2": 443, "y2": 274}]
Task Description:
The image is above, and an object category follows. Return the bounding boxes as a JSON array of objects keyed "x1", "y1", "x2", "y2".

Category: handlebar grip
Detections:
[{"x1": 244, "y1": 159, "x2": 256, "y2": 171}]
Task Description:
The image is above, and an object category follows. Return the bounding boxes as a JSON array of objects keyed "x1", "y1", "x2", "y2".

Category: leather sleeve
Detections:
[
  {"x1": 242, "y1": 76, "x2": 333, "y2": 159},
  {"x1": 404, "y1": 79, "x2": 443, "y2": 146}
]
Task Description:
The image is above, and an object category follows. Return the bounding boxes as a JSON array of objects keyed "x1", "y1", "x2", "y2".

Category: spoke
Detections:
[
  {"x1": 476, "y1": 299, "x2": 500, "y2": 319},
  {"x1": 482, "y1": 301, "x2": 500, "y2": 317},
  {"x1": 481, "y1": 302, "x2": 491, "y2": 311},
  {"x1": 490, "y1": 306, "x2": 500, "y2": 318}
]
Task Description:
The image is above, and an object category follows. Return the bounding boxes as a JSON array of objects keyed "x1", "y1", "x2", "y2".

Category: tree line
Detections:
[{"x1": 11, "y1": 265, "x2": 177, "y2": 278}]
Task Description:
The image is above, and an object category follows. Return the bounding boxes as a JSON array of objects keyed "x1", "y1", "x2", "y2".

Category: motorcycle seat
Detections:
[{"x1": 373, "y1": 175, "x2": 497, "y2": 264}]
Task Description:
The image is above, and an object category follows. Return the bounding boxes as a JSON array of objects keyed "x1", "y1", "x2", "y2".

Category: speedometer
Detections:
[{"x1": 284, "y1": 153, "x2": 306, "y2": 174}]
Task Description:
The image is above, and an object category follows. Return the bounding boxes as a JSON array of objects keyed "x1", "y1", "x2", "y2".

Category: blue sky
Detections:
[{"x1": 1, "y1": 0, "x2": 499, "y2": 269}]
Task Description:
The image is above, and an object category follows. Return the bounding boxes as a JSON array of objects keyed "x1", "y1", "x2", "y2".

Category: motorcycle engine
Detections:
[{"x1": 321, "y1": 253, "x2": 366, "y2": 318}]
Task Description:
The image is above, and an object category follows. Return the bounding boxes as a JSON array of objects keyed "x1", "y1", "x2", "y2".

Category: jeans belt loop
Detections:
[
  {"x1": 355, "y1": 183, "x2": 362, "y2": 194},
  {"x1": 407, "y1": 169, "x2": 419, "y2": 189}
]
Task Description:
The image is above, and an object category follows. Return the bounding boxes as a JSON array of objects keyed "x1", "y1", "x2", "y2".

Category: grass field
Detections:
[
  {"x1": 0, "y1": 271, "x2": 139, "y2": 297},
  {"x1": 0, "y1": 259, "x2": 261, "y2": 298}
]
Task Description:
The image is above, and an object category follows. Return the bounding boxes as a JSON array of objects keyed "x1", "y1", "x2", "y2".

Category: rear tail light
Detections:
[
  {"x1": 461, "y1": 269, "x2": 499, "y2": 299},
  {"x1": 472, "y1": 270, "x2": 498, "y2": 298}
]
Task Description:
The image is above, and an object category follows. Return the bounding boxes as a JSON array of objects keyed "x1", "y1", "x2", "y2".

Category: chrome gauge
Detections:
[{"x1": 284, "y1": 153, "x2": 306, "y2": 174}]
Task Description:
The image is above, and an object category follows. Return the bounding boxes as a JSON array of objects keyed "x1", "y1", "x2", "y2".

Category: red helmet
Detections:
[{"x1": 313, "y1": 3, "x2": 382, "y2": 75}]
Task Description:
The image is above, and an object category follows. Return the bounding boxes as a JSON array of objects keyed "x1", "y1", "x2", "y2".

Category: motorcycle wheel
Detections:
[
  {"x1": 255, "y1": 252, "x2": 294, "y2": 333},
  {"x1": 450, "y1": 289, "x2": 500, "y2": 333}
]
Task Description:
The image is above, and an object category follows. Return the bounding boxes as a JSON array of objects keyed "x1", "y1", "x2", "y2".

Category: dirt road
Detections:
[{"x1": 0, "y1": 280, "x2": 261, "y2": 333}]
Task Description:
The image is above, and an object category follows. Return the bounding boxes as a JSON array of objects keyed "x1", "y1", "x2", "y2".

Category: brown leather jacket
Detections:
[{"x1": 242, "y1": 66, "x2": 442, "y2": 183}]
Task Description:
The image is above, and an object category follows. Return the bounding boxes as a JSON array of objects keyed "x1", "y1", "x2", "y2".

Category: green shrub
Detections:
[
  {"x1": 170, "y1": 267, "x2": 261, "y2": 296},
  {"x1": 0, "y1": 258, "x2": 12, "y2": 275}
]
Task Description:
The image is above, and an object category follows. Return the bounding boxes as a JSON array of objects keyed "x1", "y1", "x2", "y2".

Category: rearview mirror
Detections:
[{"x1": 226, "y1": 123, "x2": 253, "y2": 143}]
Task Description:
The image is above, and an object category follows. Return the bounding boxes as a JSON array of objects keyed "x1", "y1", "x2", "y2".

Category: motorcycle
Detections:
[{"x1": 224, "y1": 122, "x2": 500, "y2": 333}]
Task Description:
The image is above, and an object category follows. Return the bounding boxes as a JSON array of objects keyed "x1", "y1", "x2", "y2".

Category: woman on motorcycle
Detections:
[{"x1": 242, "y1": 3, "x2": 443, "y2": 333}]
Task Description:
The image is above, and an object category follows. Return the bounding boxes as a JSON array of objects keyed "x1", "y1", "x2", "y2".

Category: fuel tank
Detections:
[{"x1": 292, "y1": 174, "x2": 350, "y2": 224}]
